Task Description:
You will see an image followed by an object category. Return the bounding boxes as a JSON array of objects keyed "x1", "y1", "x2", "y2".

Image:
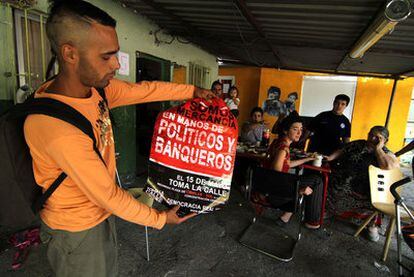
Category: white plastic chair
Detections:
[{"x1": 354, "y1": 165, "x2": 405, "y2": 261}]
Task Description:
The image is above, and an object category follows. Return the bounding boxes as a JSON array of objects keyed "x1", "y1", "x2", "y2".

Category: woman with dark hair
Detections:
[
  {"x1": 325, "y1": 126, "x2": 399, "y2": 241},
  {"x1": 265, "y1": 115, "x2": 324, "y2": 229}
]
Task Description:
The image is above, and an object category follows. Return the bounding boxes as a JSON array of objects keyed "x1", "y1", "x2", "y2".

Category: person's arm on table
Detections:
[
  {"x1": 289, "y1": 156, "x2": 316, "y2": 168},
  {"x1": 325, "y1": 149, "x2": 343, "y2": 162}
]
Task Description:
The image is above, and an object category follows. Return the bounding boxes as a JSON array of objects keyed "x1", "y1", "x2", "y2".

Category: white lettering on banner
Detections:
[
  {"x1": 176, "y1": 115, "x2": 214, "y2": 131},
  {"x1": 145, "y1": 186, "x2": 164, "y2": 202},
  {"x1": 227, "y1": 137, "x2": 236, "y2": 152},
  {"x1": 169, "y1": 179, "x2": 190, "y2": 189},
  {"x1": 154, "y1": 136, "x2": 164, "y2": 153},
  {"x1": 181, "y1": 175, "x2": 231, "y2": 190},
  {"x1": 211, "y1": 124, "x2": 224, "y2": 133},
  {"x1": 157, "y1": 120, "x2": 228, "y2": 151},
  {"x1": 154, "y1": 137, "x2": 233, "y2": 171},
  {"x1": 158, "y1": 119, "x2": 169, "y2": 134},
  {"x1": 162, "y1": 112, "x2": 175, "y2": 121},
  {"x1": 167, "y1": 199, "x2": 202, "y2": 209}
]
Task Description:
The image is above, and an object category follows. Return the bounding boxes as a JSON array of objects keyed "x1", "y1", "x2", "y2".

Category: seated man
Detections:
[
  {"x1": 325, "y1": 126, "x2": 399, "y2": 241},
  {"x1": 241, "y1": 107, "x2": 268, "y2": 145}
]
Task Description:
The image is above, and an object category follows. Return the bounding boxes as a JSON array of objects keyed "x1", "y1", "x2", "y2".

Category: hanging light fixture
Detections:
[{"x1": 349, "y1": 0, "x2": 412, "y2": 59}]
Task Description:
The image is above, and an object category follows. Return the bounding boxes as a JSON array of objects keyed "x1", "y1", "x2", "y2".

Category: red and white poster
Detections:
[{"x1": 145, "y1": 98, "x2": 238, "y2": 214}]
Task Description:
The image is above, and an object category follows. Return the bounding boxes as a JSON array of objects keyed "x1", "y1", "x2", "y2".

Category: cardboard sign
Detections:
[{"x1": 145, "y1": 98, "x2": 238, "y2": 214}]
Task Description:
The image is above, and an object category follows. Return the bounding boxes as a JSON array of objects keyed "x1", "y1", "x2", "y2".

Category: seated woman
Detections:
[
  {"x1": 241, "y1": 107, "x2": 268, "y2": 145},
  {"x1": 325, "y1": 126, "x2": 399, "y2": 241},
  {"x1": 266, "y1": 115, "x2": 323, "y2": 229}
]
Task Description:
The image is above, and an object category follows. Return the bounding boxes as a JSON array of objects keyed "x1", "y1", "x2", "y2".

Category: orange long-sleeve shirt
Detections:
[{"x1": 24, "y1": 78, "x2": 195, "y2": 232}]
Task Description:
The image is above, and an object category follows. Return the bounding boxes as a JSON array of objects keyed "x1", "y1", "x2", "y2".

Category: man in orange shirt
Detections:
[{"x1": 23, "y1": 1, "x2": 215, "y2": 276}]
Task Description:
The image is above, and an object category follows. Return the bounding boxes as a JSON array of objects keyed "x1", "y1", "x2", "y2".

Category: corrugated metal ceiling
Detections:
[{"x1": 121, "y1": 0, "x2": 414, "y2": 77}]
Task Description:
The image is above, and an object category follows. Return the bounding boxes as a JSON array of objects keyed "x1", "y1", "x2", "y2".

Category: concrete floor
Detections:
[{"x1": 1, "y1": 166, "x2": 414, "y2": 276}]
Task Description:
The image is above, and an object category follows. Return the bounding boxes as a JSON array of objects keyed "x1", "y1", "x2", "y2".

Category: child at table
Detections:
[{"x1": 266, "y1": 114, "x2": 323, "y2": 229}]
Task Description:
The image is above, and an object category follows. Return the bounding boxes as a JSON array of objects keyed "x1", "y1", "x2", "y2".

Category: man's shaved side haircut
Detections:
[{"x1": 46, "y1": 0, "x2": 117, "y2": 56}]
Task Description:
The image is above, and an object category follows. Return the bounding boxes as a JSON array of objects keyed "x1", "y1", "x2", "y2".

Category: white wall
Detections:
[
  {"x1": 33, "y1": 0, "x2": 218, "y2": 85},
  {"x1": 299, "y1": 75, "x2": 357, "y2": 121}
]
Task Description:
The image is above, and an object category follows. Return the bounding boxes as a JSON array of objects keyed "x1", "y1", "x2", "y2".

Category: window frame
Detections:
[{"x1": 13, "y1": 9, "x2": 49, "y2": 88}]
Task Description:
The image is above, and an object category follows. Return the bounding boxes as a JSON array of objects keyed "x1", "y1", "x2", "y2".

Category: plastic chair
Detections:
[
  {"x1": 128, "y1": 187, "x2": 154, "y2": 261},
  {"x1": 354, "y1": 165, "x2": 404, "y2": 261},
  {"x1": 239, "y1": 166, "x2": 304, "y2": 262}
]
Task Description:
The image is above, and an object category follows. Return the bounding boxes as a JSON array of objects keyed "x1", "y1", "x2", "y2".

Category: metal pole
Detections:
[
  {"x1": 24, "y1": 9, "x2": 31, "y2": 88},
  {"x1": 395, "y1": 204, "x2": 403, "y2": 276},
  {"x1": 385, "y1": 78, "x2": 398, "y2": 128},
  {"x1": 145, "y1": 226, "x2": 150, "y2": 261},
  {"x1": 40, "y1": 14, "x2": 46, "y2": 81},
  {"x1": 115, "y1": 169, "x2": 123, "y2": 188}
]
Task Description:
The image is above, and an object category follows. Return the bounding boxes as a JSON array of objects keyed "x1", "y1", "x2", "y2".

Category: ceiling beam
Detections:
[
  {"x1": 139, "y1": 0, "x2": 248, "y2": 64},
  {"x1": 140, "y1": 0, "x2": 205, "y2": 36},
  {"x1": 233, "y1": 0, "x2": 283, "y2": 67},
  {"x1": 399, "y1": 69, "x2": 414, "y2": 77}
]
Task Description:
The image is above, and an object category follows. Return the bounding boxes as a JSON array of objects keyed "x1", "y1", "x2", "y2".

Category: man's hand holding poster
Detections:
[{"x1": 145, "y1": 98, "x2": 238, "y2": 215}]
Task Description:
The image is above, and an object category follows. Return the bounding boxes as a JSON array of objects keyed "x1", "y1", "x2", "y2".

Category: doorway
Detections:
[{"x1": 135, "y1": 52, "x2": 171, "y2": 175}]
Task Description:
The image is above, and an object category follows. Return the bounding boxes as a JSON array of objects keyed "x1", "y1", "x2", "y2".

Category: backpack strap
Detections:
[
  {"x1": 96, "y1": 87, "x2": 116, "y2": 126},
  {"x1": 11, "y1": 98, "x2": 105, "y2": 212}
]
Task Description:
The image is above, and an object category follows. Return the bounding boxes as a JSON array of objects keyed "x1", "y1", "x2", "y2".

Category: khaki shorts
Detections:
[{"x1": 40, "y1": 217, "x2": 118, "y2": 277}]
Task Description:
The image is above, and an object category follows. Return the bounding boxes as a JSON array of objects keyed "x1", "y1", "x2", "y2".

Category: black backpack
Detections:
[{"x1": 0, "y1": 90, "x2": 109, "y2": 229}]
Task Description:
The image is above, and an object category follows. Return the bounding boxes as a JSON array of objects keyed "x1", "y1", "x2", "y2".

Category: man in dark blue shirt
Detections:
[{"x1": 308, "y1": 94, "x2": 351, "y2": 155}]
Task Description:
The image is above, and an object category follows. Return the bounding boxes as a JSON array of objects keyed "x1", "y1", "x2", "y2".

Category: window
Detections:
[
  {"x1": 188, "y1": 62, "x2": 210, "y2": 89},
  {"x1": 14, "y1": 9, "x2": 53, "y2": 90}
]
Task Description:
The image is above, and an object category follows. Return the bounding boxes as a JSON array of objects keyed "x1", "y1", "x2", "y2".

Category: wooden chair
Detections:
[
  {"x1": 240, "y1": 166, "x2": 303, "y2": 262},
  {"x1": 353, "y1": 165, "x2": 404, "y2": 261},
  {"x1": 128, "y1": 187, "x2": 154, "y2": 261}
]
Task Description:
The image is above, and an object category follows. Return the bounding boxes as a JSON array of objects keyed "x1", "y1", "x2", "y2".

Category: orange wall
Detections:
[
  {"x1": 351, "y1": 78, "x2": 393, "y2": 141},
  {"x1": 351, "y1": 77, "x2": 414, "y2": 151},
  {"x1": 218, "y1": 67, "x2": 261, "y2": 128},
  {"x1": 219, "y1": 66, "x2": 414, "y2": 152},
  {"x1": 258, "y1": 68, "x2": 306, "y2": 130},
  {"x1": 387, "y1": 78, "x2": 414, "y2": 151}
]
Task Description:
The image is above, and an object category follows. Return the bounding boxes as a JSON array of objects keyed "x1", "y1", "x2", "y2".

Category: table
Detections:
[
  {"x1": 233, "y1": 150, "x2": 268, "y2": 196},
  {"x1": 236, "y1": 148, "x2": 332, "y2": 226},
  {"x1": 302, "y1": 163, "x2": 331, "y2": 226},
  {"x1": 236, "y1": 150, "x2": 268, "y2": 165}
]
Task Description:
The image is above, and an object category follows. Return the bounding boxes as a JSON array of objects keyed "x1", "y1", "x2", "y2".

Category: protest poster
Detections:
[{"x1": 144, "y1": 98, "x2": 238, "y2": 214}]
